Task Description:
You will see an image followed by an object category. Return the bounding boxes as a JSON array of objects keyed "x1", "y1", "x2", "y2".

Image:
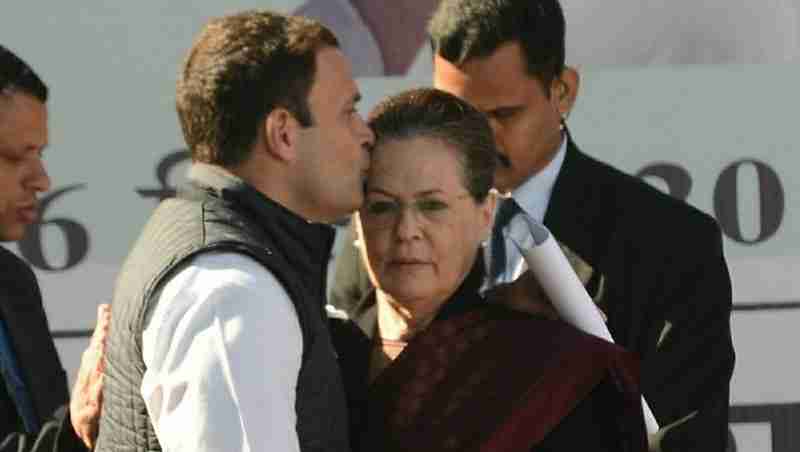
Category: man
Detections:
[
  {"x1": 94, "y1": 10, "x2": 373, "y2": 452},
  {"x1": 428, "y1": 1, "x2": 734, "y2": 450},
  {"x1": 0, "y1": 44, "x2": 108, "y2": 451}
]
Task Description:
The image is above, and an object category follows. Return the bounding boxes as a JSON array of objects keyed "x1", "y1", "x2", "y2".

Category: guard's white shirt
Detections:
[
  {"x1": 141, "y1": 252, "x2": 302, "y2": 452},
  {"x1": 490, "y1": 135, "x2": 567, "y2": 284}
]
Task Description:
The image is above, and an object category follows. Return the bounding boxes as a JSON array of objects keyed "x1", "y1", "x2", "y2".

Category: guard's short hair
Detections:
[{"x1": 428, "y1": 0, "x2": 566, "y2": 90}]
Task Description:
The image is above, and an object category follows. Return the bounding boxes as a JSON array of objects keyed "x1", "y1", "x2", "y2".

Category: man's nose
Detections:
[
  {"x1": 25, "y1": 158, "x2": 51, "y2": 193},
  {"x1": 360, "y1": 117, "x2": 376, "y2": 150}
]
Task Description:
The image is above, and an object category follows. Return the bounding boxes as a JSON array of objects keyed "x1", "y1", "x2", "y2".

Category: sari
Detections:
[{"x1": 331, "y1": 261, "x2": 649, "y2": 452}]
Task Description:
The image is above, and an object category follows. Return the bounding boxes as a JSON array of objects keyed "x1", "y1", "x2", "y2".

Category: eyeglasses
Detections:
[{"x1": 360, "y1": 193, "x2": 473, "y2": 230}]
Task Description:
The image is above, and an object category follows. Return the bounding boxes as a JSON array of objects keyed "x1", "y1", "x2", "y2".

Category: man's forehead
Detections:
[
  {"x1": 434, "y1": 56, "x2": 528, "y2": 111},
  {"x1": 309, "y1": 47, "x2": 358, "y2": 104},
  {"x1": 0, "y1": 91, "x2": 46, "y2": 120},
  {"x1": 0, "y1": 93, "x2": 48, "y2": 150},
  {"x1": 0, "y1": 93, "x2": 18, "y2": 123}
]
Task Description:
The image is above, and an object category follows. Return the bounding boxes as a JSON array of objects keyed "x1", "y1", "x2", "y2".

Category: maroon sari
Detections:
[{"x1": 358, "y1": 305, "x2": 649, "y2": 452}]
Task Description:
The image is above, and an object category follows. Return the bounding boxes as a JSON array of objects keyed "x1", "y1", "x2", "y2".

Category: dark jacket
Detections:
[
  {"x1": 543, "y1": 138, "x2": 734, "y2": 451},
  {"x1": 0, "y1": 246, "x2": 85, "y2": 452}
]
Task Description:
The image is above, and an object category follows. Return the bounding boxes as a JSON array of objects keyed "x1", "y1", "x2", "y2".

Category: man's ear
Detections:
[
  {"x1": 263, "y1": 108, "x2": 300, "y2": 162},
  {"x1": 551, "y1": 66, "x2": 580, "y2": 119},
  {"x1": 480, "y1": 190, "x2": 499, "y2": 239}
]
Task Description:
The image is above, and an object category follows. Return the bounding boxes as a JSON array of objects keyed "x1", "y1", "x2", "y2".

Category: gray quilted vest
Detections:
[{"x1": 95, "y1": 164, "x2": 350, "y2": 452}]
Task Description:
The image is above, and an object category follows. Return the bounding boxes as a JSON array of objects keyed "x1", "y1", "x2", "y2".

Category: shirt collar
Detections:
[{"x1": 510, "y1": 134, "x2": 568, "y2": 222}]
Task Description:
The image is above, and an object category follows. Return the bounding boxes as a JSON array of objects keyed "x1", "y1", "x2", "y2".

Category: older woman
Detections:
[{"x1": 331, "y1": 88, "x2": 648, "y2": 452}]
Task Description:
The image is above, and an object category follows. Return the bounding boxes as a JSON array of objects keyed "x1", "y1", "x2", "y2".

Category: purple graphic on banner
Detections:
[{"x1": 295, "y1": 0, "x2": 437, "y2": 76}]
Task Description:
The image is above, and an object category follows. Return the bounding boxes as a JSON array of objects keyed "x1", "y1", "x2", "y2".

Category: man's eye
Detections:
[
  {"x1": 490, "y1": 108, "x2": 517, "y2": 120},
  {"x1": 0, "y1": 154, "x2": 23, "y2": 165},
  {"x1": 365, "y1": 200, "x2": 396, "y2": 215},
  {"x1": 417, "y1": 199, "x2": 448, "y2": 212}
]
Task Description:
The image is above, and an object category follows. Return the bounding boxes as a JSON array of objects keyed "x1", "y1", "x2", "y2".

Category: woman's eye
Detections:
[
  {"x1": 417, "y1": 199, "x2": 448, "y2": 212},
  {"x1": 365, "y1": 200, "x2": 396, "y2": 215}
]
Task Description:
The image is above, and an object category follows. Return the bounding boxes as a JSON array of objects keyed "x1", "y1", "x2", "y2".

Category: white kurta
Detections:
[{"x1": 141, "y1": 252, "x2": 303, "y2": 452}]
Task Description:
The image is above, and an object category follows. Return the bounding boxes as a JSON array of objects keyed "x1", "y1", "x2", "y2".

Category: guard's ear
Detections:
[
  {"x1": 263, "y1": 107, "x2": 301, "y2": 162},
  {"x1": 550, "y1": 66, "x2": 580, "y2": 119}
]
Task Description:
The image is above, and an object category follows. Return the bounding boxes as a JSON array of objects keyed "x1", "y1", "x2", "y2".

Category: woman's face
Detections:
[{"x1": 358, "y1": 136, "x2": 494, "y2": 314}]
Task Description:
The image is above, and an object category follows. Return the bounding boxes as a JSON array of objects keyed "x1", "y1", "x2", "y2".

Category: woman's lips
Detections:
[{"x1": 389, "y1": 259, "x2": 430, "y2": 268}]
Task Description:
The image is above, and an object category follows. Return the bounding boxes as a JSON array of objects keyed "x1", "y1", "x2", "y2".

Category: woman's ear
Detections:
[
  {"x1": 551, "y1": 66, "x2": 580, "y2": 120},
  {"x1": 263, "y1": 107, "x2": 300, "y2": 162}
]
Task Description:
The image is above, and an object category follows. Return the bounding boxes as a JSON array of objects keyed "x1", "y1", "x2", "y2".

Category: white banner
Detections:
[{"x1": 2, "y1": 2, "x2": 798, "y2": 451}]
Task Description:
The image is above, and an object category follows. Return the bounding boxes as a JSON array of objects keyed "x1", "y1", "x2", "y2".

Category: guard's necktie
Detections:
[{"x1": 490, "y1": 197, "x2": 521, "y2": 281}]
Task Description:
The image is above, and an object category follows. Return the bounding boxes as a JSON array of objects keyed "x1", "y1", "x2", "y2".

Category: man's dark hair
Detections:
[
  {"x1": 428, "y1": 0, "x2": 565, "y2": 90},
  {"x1": 176, "y1": 10, "x2": 339, "y2": 166},
  {"x1": 0, "y1": 45, "x2": 48, "y2": 102},
  {"x1": 368, "y1": 88, "x2": 496, "y2": 202}
]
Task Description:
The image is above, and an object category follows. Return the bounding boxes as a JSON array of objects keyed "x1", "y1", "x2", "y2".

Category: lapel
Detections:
[
  {"x1": 543, "y1": 136, "x2": 611, "y2": 309},
  {"x1": 0, "y1": 246, "x2": 67, "y2": 422},
  {"x1": 544, "y1": 136, "x2": 607, "y2": 273}
]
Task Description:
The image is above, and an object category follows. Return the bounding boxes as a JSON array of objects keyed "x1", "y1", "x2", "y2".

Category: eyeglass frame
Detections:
[{"x1": 358, "y1": 192, "x2": 476, "y2": 230}]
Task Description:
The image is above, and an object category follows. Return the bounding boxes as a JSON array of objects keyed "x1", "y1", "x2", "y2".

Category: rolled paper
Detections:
[{"x1": 508, "y1": 213, "x2": 660, "y2": 435}]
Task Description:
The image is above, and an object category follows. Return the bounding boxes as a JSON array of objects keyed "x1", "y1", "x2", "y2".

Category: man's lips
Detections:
[{"x1": 16, "y1": 205, "x2": 39, "y2": 223}]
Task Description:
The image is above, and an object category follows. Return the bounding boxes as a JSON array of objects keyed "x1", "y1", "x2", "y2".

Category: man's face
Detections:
[
  {"x1": 0, "y1": 92, "x2": 50, "y2": 242},
  {"x1": 294, "y1": 47, "x2": 374, "y2": 223},
  {"x1": 434, "y1": 42, "x2": 565, "y2": 193}
]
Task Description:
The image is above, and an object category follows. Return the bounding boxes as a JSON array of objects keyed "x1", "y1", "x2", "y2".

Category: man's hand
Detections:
[
  {"x1": 487, "y1": 271, "x2": 559, "y2": 320},
  {"x1": 70, "y1": 304, "x2": 111, "y2": 450}
]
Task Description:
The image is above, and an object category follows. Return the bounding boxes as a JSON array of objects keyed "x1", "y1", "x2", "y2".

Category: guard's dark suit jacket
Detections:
[
  {"x1": 0, "y1": 246, "x2": 84, "y2": 452},
  {"x1": 543, "y1": 139, "x2": 734, "y2": 451}
]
